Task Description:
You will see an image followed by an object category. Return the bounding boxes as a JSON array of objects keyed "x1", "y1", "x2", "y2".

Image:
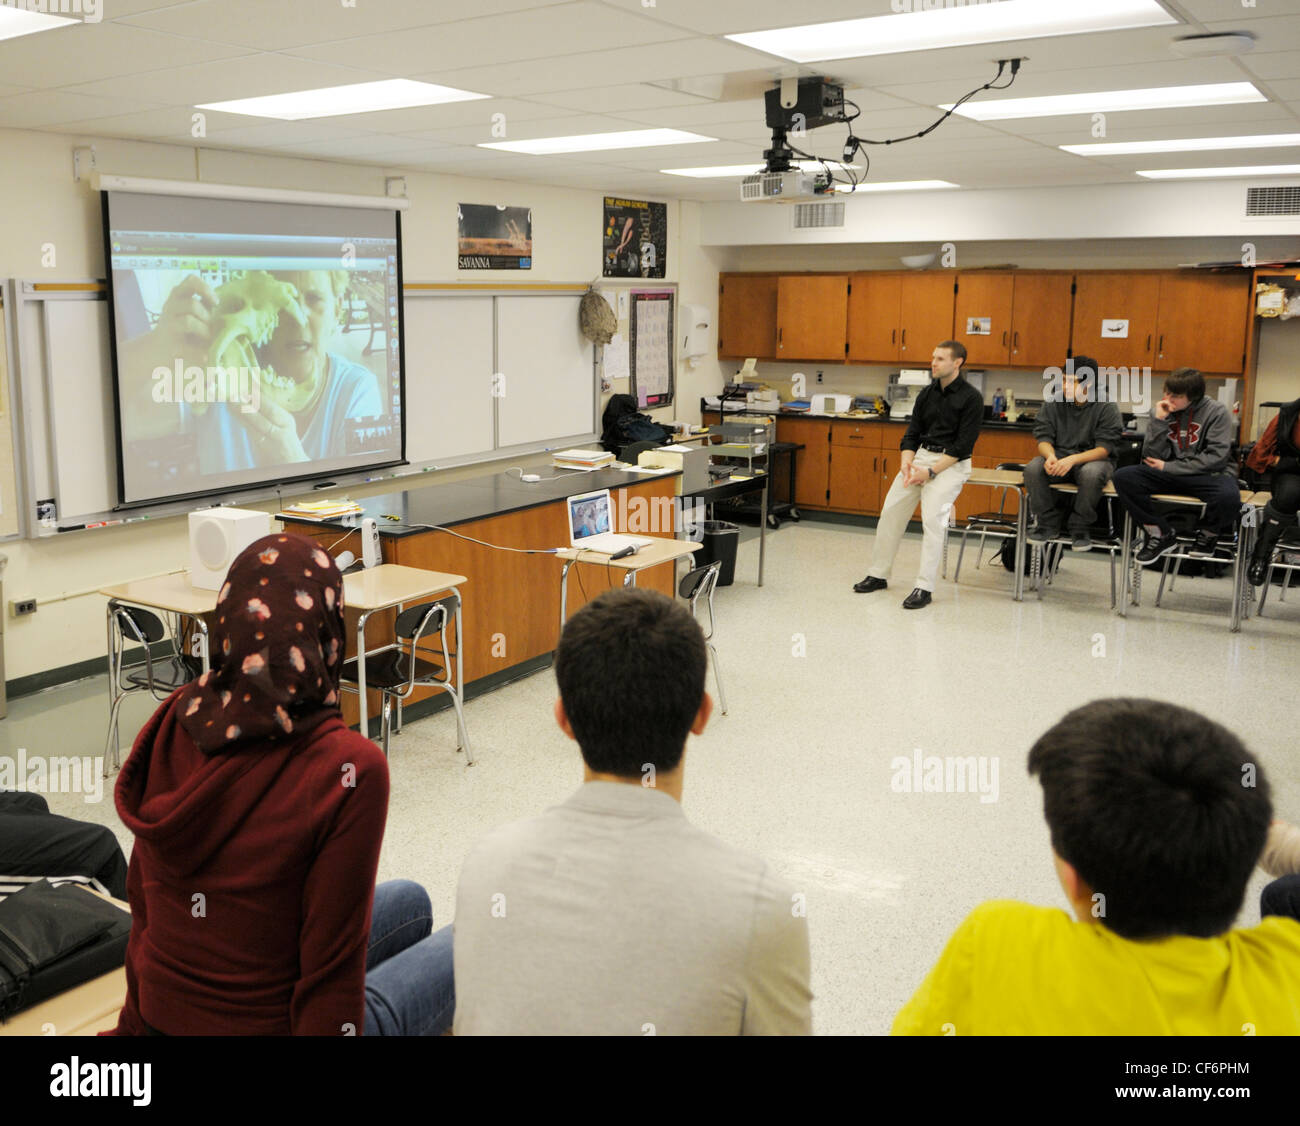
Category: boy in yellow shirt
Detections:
[{"x1": 894, "y1": 699, "x2": 1300, "y2": 1035}]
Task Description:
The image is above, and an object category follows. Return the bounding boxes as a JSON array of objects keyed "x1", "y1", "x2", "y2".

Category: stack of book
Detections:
[
  {"x1": 278, "y1": 498, "x2": 364, "y2": 521},
  {"x1": 552, "y1": 448, "x2": 615, "y2": 471}
]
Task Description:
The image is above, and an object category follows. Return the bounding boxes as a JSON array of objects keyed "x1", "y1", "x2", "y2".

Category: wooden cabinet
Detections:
[
  {"x1": 847, "y1": 272, "x2": 954, "y2": 363},
  {"x1": 899, "y1": 273, "x2": 956, "y2": 363},
  {"x1": 954, "y1": 273, "x2": 1015, "y2": 366},
  {"x1": 1154, "y1": 273, "x2": 1250, "y2": 374},
  {"x1": 828, "y1": 443, "x2": 877, "y2": 513},
  {"x1": 1009, "y1": 273, "x2": 1073, "y2": 367},
  {"x1": 718, "y1": 274, "x2": 777, "y2": 359},
  {"x1": 847, "y1": 272, "x2": 903, "y2": 361},
  {"x1": 775, "y1": 416, "x2": 831, "y2": 510},
  {"x1": 1071, "y1": 273, "x2": 1161, "y2": 368},
  {"x1": 776, "y1": 275, "x2": 848, "y2": 361}
]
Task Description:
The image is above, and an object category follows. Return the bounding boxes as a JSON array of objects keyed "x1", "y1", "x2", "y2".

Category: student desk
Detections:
[
  {"x1": 97, "y1": 566, "x2": 465, "y2": 752},
  {"x1": 965, "y1": 467, "x2": 1031, "y2": 600},
  {"x1": 555, "y1": 539, "x2": 702, "y2": 628},
  {"x1": 281, "y1": 467, "x2": 684, "y2": 731}
]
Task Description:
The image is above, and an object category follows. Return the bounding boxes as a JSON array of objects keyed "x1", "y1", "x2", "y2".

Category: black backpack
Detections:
[{"x1": 600, "y1": 394, "x2": 671, "y2": 458}]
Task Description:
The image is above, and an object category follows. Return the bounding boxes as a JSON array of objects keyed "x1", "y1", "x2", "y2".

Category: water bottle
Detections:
[{"x1": 992, "y1": 388, "x2": 1006, "y2": 419}]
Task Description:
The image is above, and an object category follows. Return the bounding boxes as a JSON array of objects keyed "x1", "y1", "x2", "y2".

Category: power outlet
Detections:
[
  {"x1": 816, "y1": 370, "x2": 824, "y2": 384},
  {"x1": 10, "y1": 598, "x2": 36, "y2": 618}
]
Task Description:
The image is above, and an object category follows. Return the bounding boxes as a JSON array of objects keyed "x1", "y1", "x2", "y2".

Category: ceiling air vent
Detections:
[
  {"x1": 1246, "y1": 186, "x2": 1300, "y2": 217},
  {"x1": 793, "y1": 201, "x2": 845, "y2": 229}
]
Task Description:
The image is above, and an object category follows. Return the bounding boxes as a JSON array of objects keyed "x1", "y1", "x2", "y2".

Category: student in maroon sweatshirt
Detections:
[{"x1": 108, "y1": 533, "x2": 453, "y2": 1035}]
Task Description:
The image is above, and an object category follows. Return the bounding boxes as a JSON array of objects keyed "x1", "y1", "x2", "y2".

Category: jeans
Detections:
[
  {"x1": 1261, "y1": 874, "x2": 1300, "y2": 924},
  {"x1": 1111, "y1": 465, "x2": 1239, "y2": 536},
  {"x1": 1023, "y1": 456, "x2": 1114, "y2": 533},
  {"x1": 364, "y1": 879, "x2": 455, "y2": 1036}
]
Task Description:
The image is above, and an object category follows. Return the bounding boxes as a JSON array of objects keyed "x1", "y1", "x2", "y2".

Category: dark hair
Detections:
[
  {"x1": 1027, "y1": 699, "x2": 1271, "y2": 940},
  {"x1": 1066, "y1": 355, "x2": 1099, "y2": 380},
  {"x1": 1164, "y1": 367, "x2": 1205, "y2": 401},
  {"x1": 554, "y1": 588, "x2": 706, "y2": 777},
  {"x1": 937, "y1": 340, "x2": 966, "y2": 369}
]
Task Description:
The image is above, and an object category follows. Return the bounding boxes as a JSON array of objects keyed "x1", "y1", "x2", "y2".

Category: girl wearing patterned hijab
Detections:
[{"x1": 110, "y1": 533, "x2": 454, "y2": 1036}]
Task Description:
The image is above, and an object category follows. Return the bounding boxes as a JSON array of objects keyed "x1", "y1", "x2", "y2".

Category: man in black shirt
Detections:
[{"x1": 854, "y1": 340, "x2": 983, "y2": 608}]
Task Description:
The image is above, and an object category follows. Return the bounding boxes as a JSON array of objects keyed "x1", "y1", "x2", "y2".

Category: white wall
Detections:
[{"x1": 0, "y1": 127, "x2": 690, "y2": 681}]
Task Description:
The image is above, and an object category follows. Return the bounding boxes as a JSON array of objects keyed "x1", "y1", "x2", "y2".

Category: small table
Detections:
[
  {"x1": 556, "y1": 539, "x2": 702, "y2": 628},
  {"x1": 686, "y1": 475, "x2": 769, "y2": 587},
  {"x1": 99, "y1": 572, "x2": 218, "y2": 670},
  {"x1": 342, "y1": 564, "x2": 468, "y2": 755}
]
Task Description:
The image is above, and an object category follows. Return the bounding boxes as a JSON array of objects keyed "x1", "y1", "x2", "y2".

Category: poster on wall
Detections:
[
  {"x1": 457, "y1": 203, "x2": 532, "y2": 270},
  {"x1": 630, "y1": 291, "x2": 674, "y2": 409},
  {"x1": 602, "y1": 197, "x2": 666, "y2": 279}
]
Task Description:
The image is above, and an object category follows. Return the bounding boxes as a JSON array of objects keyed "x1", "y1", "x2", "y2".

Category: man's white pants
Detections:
[{"x1": 867, "y1": 448, "x2": 971, "y2": 592}]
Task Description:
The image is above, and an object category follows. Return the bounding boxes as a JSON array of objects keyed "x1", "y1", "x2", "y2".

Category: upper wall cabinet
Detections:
[
  {"x1": 776, "y1": 275, "x2": 849, "y2": 361},
  {"x1": 847, "y1": 272, "x2": 955, "y2": 364},
  {"x1": 954, "y1": 272, "x2": 1073, "y2": 368},
  {"x1": 1071, "y1": 273, "x2": 1163, "y2": 368},
  {"x1": 1153, "y1": 273, "x2": 1250, "y2": 375},
  {"x1": 718, "y1": 274, "x2": 778, "y2": 359}
]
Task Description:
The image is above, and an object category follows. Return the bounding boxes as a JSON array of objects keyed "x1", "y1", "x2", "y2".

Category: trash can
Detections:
[{"x1": 695, "y1": 520, "x2": 741, "y2": 587}]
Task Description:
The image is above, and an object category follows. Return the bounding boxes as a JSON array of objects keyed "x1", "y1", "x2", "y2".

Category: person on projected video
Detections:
[{"x1": 120, "y1": 269, "x2": 381, "y2": 470}]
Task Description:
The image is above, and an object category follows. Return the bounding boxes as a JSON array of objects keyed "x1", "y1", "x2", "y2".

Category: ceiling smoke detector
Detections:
[{"x1": 1170, "y1": 32, "x2": 1256, "y2": 59}]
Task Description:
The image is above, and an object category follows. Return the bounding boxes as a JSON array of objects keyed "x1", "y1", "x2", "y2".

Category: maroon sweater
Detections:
[{"x1": 106, "y1": 691, "x2": 389, "y2": 1035}]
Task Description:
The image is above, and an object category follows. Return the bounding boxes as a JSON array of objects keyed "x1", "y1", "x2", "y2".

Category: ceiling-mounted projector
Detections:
[{"x1": 740, "y1": 170, "x2": 828, "y2": 203}]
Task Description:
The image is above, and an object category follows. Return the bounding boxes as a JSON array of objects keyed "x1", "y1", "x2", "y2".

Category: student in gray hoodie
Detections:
[{"x1": 1112, "y1": 368, "x2": 1239, "y2": 565}]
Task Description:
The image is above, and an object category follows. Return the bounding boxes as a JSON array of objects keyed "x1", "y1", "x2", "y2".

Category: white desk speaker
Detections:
[{"x1": 189, "y1": 508, "x2": 273, "y2": 590}]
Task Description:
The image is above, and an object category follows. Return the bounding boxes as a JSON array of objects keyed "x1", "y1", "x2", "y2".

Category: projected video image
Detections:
[{"x1": 105, "y1": 192, "x2": 404, "y2": 505}]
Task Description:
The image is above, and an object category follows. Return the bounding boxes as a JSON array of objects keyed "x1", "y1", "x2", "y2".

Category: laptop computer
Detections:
[{"x1": 566, "y1": 489, "x2": 654, "y2": 555}]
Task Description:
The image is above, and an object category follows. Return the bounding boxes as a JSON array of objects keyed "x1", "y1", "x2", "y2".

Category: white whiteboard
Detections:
[
  {"x1": 403, "y1": 293, "x2": 495, "y2": 466},
  {"x1": 47, "y1": 299, "x2": 116, "y2": 521},
  {"x1": 496, "y1": 295, "x2": 594, "y2": 448}
]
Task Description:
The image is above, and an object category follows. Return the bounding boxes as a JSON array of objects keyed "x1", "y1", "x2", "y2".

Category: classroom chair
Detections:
[
  {"x1": 104, "y1": 601, "x2": 202, "y2": 774},
  {"x1": 1254, "y1": 525, "x2": 1300, "y2": 618},
  {"x1": 1028, "y1": 488, "x2": 1124, "y2": 607},
  {"x1": 338, "y1": 596, "x2": 473, "y2": 763},
  {"x1": 678, "y1": 560, "x2": 727, "y2": 716},
  {"x1": 949, "y1": 463, "x2": 1024, "y2": 582}
]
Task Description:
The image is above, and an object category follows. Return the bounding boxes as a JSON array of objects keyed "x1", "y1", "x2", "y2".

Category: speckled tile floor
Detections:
[{"x1": 5, "y1": 518, "x2": 1298, "y2": 1035}]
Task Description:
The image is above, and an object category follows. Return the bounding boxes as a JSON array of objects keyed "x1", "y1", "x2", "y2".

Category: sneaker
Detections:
[
  {"x1": 1189, "y1": 530, "x2": 1220, "y2": 558},
  {"x1": 1136, "y1": 531, "x2": 1179, "y2": 566},
  {"x1": 1027, "y1": 522, "x2": 1062, "y2": 544},
  {"x1": 853, "y1": 576, "x2": 888, "y2": 593},
  {"x1": 1071, "y1": 531, "x2": 1093, "y2": 551}
]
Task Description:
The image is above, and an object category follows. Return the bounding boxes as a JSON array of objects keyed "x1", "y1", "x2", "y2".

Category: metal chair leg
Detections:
[
  {"x1": 104, "y1": 691, "x2": 127, "y2": 776},
  {"x1": 708, "y1": 642, "x2": 728, "y2": 716},
  {"x1": 394, "y1": 696, "x2": 403, "y2": 735},
  {"x1": 1258, "y1": 567, "x2": 1273, "y2": 614},
  {"x1": 954, "y1": 526, "x2": 971, "y2": 582},
  {"x1": 974, "y1": 530, "x2": 988, "y2": 570},
  {"x1": 381, "y1": 694, "x2": 393, "y2": 756},
  {"x1": 1108, "y1": 548, "x2": 1117, "y2": 609},
  {"x1": 1155, "y1": 554, "x2": 1176, "y2": 606},
  {"x1": 446, "y1": 686, "x2": 474, "y2": 766}
]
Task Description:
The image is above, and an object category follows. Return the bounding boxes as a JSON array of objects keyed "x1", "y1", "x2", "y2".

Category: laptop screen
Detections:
[{"x1": 568, "y1": 490, "x2": 613, "y2": 544}]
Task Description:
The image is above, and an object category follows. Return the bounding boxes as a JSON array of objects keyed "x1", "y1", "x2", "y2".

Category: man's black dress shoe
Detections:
[
  {"x1": 853, "y1": 576, "x2": 888, "y2": 593},
  {"x1": 902, "y1": 588, "x2": 932, "y2": 609}
]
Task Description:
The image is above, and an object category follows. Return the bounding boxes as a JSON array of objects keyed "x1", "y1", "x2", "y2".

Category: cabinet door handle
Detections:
[
  {"x1": 1145, "y1": 333, "x2": 1152, "y2": 351},
  {"x1": 891, "y1": 328, "x2": 896, "y2": 346},
  {"x1": 778, "y1": 327, "x2": 783, "y2": 347},
  {"x1": 1158, "y1": 334, "x2": 1165, "y2": 355},
  {"x1": 872, "y1": 456, "x2": 877, "y2": 472},
  {"x1": 900, "y1": 329, "x2": 906, "y2": 350},
  {"x1": 1013, "y1": 331, "x2": 1020, "y2": 351},
  {"x1": 1002, "y1": 330, "x2": 1008, "y2": 346}
]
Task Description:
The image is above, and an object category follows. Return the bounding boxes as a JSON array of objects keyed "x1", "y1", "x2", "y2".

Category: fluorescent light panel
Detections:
[
  {"x1": 1137, "y1": 164, "x2": 1300, "y2": 179},
  {"x1": 726, "y1": 0, "x2": 1173, "y2": 63},
  {"x1": 1063, "y1": 134, "x2": 1300, "y2": 156},
  {"x1": 197, "y1": 79, "x2": 488, "y2": 120},
  {"x1": 945, "y1": 82, "x2": 1265, "y2": 121},
  {"x1": 0, "y1": 5, "x2": 76, "y2": 41},
  {"x1": 661, "y1": 161, "x2": 864, "y2": 178},
  {"x1": 480, "y1": 128, "x2": 712, "y2": 155},
  {"x1": 835, "y1": 180, "x2": 959, "y2": 193}
]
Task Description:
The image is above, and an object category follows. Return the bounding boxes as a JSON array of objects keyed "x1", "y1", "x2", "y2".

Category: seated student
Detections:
[
  {"x1": 1112, "y1": 367, "x2": 1239, "y2": 565},
  {"x1": 1245, "y1": 395, "x2": 1300, "y2": 585},
  {"x1": 0, "y1": 791, "x2": 128, "y2": 899},
  {"x1": 893, "y1": 699, "x2": 1300, "y2": 1035},
  {"x1": 1025, "y1": 355, "x2": 1122, "y2": 550},
  {"x1": 1259, "y1": 818, "x2": 1300, "y2": 924},
  {"x1": 107, "y1": 534, "x2": 453, "y2": 1036},
  {"x1": 453, "y1": 588, "x2": 812, "y2": 1035}
]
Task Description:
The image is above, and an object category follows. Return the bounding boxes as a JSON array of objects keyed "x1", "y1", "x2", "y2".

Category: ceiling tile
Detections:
[{"x1": 0, "y1": 91, "x2": 166, "y2": 129}]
